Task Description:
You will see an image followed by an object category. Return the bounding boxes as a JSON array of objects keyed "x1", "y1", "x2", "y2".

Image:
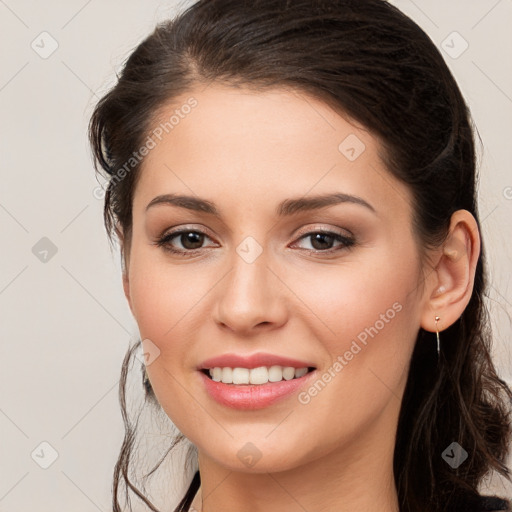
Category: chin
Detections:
[{"x1": 199, "y1": 436, "x2": 317, "y2": 475}]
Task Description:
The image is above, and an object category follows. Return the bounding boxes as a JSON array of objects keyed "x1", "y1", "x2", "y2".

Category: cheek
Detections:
[
  {"x1": 290, "y1": 247, "x2": 421, "y2": 400},
  {"x1": 277, "y1": 262, "x2": 420, "y2": 453},
  {"x1": 128, "y1": 246, "x2": 202, "y2": 338},
  {"x1": 126, "y1": 244, "x2": 222, "y2": 398},
  {"x1": 292, "y1": 246, "x2": 419, "y2": 342},
  {"x1": 127, "y1": 255, "x2": 207, "y2": 424}
]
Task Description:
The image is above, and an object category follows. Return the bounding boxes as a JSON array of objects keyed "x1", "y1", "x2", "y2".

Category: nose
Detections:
[{"x1": 213, "y1": 249, "x2": 288, "y2": 335}]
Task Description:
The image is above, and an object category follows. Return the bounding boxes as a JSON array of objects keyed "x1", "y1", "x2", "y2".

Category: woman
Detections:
[{"x1": 88, "y1": 1, "x2": 512, "y2": 511}]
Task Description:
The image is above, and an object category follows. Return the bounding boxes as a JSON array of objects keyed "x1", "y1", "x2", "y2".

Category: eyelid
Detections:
[
  {"x1": 159, "y1": 224, "x2": 213, "y2": 239},
  {"x1": 293, "y1": 223, "x2": 354, "y2": 238}
]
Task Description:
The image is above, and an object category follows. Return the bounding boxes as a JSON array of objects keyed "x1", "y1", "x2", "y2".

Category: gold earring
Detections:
[{"x1": 435, "y1": 316, "x2": 441, "y2": 361}]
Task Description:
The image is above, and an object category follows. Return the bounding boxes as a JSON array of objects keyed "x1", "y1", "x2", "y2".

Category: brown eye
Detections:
[
  {"x1": 309, "y1": 232, "x2": 336, "y2": 251},
  {"x1": 155, "y1": 229, "x2": 215, "y2": 255},
  {"x1": 177, "y1": 231, "x2": 205, "y2": 250},
  {"x1": 293, "y1": 230, "x2": 355, "y2": 254}
]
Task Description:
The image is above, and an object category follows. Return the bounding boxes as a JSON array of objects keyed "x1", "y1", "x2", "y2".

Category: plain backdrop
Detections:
[{"x1": 0, "y1": 1, "x2": 511, "y2": 510}]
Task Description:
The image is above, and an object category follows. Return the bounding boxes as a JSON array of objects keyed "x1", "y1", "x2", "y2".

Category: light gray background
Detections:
[{"x1": 1, "y1": 1, "x2": 511, "y2": 510}]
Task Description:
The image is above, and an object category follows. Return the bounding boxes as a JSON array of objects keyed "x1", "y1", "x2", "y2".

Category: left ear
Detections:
[{"x1": 419, "y1": 209, "x2": 481, "y2": 334}]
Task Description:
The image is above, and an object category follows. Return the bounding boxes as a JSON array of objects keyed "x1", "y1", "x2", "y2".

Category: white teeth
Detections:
[
  {"x1": 249, "y1": 366, "x2": 268, "y2": 385},
  {"x1": 268, "y1": 365, "x2": 283, "y2": 382},
  {"x1": 282, "y1": 367, "x2": 295, "y2": 380},
  {"x1": 220, "y1": 367, "x2": 232, "y2": 384},
  {"x1": 207, "y1": 365, "x2": 311, "y2": 385},
  {"x1": 211, "y1": 367, "x2": 223, "y2": 382},
  {"x1": 232, "y1": 368, "x2": 249, "y2": 384},
  {"x1": 294, "y1": 367, "x2": 308, "y2": 378}
]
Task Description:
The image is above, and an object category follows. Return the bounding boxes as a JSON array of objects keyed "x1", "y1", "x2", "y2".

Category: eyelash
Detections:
[{"x1": 153, "y1": 227, "x2": 356, "y2": 257}]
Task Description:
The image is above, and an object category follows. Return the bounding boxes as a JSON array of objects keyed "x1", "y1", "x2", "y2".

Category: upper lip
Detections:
[{"x1": 198, "y1": 352, "x2": 316, "y2": 370}]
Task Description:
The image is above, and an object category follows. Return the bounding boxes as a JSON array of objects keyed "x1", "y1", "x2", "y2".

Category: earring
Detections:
[{"x1": 435, "y1": 316, "x2": 441, "y2": 361}]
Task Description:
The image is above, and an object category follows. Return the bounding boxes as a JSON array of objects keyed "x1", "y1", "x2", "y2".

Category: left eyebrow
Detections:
[
  {"x1": 276, "y1": 192, "x2": 376, "y2": 216},
  {"x1": 145, "y1": 192, "x2": 377, "y2": 217}
]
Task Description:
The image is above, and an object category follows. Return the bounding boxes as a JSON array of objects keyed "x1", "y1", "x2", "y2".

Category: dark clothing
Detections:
[{"x1": 473, "y1": 494, "x2": 510, "y2": 511}]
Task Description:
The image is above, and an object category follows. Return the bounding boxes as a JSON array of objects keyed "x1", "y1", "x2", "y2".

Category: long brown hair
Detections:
[{"x1": 88, "y1": 1, "x2": 512, "y2": 510}]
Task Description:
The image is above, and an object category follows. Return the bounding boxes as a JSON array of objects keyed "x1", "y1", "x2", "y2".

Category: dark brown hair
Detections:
[{"x1": 88, "y1": 1, "x2": 512, "y2": 511}]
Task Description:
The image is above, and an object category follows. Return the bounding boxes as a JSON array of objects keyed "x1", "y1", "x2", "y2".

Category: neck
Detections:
[{"x1": 192, "y1": 402, "x2": 401, "y2": 512}]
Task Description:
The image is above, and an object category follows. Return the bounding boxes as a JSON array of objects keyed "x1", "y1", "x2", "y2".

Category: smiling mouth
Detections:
[{"x1": 200, "y1": 366, "x2": 316, "y2": 385}]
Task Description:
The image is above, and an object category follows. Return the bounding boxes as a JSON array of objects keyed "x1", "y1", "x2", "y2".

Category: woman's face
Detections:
[{"x1": 123, "y1": 84, "x2": 430, "y2": 473}]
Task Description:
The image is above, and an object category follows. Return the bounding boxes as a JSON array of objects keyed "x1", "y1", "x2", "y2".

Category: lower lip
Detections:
[{"x1": 198, "y1": 370, "x2": 317, "y2": 410}]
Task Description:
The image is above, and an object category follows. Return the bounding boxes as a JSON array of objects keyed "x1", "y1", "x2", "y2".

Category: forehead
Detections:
[{"x1": 133, "y1": 84, "x2": 414, "y2": 225}]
